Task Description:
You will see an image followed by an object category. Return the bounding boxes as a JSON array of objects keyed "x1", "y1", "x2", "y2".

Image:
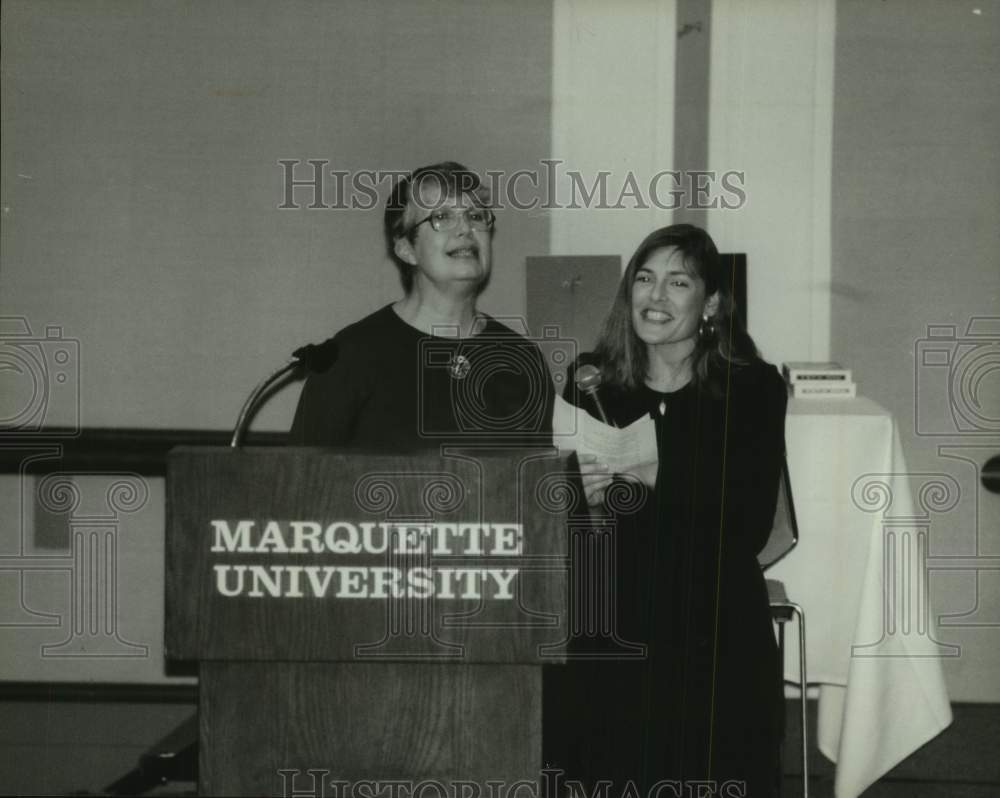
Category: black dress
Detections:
[
  {"x1": 554, "y1": 357, "x2": 786, "y2": 797},
  {"x1": 290, "y1": 304, "x2": 554, "y2": 449}
]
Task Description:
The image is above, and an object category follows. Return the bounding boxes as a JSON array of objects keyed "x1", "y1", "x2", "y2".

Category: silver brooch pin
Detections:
[{"x1": 449, "y1": 354, "x2": 471, "y2": 379}]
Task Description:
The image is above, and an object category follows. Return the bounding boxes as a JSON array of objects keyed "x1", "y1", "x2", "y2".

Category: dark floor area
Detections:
[
  {"x1": 0, "y1": 698, "x2": 997, "y2": 796},
  {"x1": 780, "y1": 700, "x2": 1000, "y2": 798}
]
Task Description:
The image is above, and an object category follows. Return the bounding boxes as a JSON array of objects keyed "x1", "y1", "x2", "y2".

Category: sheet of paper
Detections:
[{"x1": 552, "y1": 394, "x2": 658, "y2": 473}]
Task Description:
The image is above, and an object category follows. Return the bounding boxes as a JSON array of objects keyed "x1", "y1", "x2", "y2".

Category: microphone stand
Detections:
[
  {"x1": 581, "y1": 385, "x2": 612, "y2": 426},
  {"x1": 575, "y1": 364, "x2": 615, "y2": 427},
  {"x1": 230, "y1": 338, "x2": 338, "y2": 448},
  {"x1": 229, "y1": 359, "x2": 300, "y2": 448}
]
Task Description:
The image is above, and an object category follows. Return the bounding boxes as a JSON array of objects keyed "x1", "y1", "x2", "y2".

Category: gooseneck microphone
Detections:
[
  {"x1": 574, "y1": 363, "x2": 616, "y2": 427},
  {"x1": 291, "y1": 339, "x2": 340, "y2": 373},
  {"x1": 230, "y1": 338, "x2": 338, "y2": 448}
]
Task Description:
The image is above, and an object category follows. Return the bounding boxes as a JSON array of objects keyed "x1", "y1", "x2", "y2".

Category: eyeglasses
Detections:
[{"x1": 407, "y1": 207, "x2": 495, "y2": 234}]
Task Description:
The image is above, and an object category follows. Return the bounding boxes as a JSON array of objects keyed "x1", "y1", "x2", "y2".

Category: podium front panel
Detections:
[
  {"x1": 166, "y1": 448, "x2": 571, "y2": 664},
  {"x1": 200, "y1": 662, "x2": 541, "y2": 792}
]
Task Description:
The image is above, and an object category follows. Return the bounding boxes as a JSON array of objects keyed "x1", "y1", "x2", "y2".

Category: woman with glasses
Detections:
[
  {"x1": 556, "y1": 224, "x2": 786, "y2": 796},
  {"x1": 291, "y1": 161, "x2": 553, "y2": 449}
]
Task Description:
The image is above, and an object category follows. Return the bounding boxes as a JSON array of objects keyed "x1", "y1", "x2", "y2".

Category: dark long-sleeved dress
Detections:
[
  {"x1": 290, "y1": 304, "x2": 554, "y2": 449},
  {"x1": 553, "y1": 357, "x2": 787, "y2": 796}
]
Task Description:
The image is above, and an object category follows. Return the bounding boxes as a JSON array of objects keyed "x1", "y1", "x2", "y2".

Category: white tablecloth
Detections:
[{"x1": 772, "y1": 396, "x2": 953, "y2": 798}]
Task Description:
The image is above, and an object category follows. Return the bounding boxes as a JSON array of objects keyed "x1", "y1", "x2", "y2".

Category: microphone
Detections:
[
  {"x1": 575, "y1": 363, "x2": 615, "y2": 427},
  {"x1": 292, "y1": 337, "x2": 339, "y2": 373},
  {"x1": 230, "y1": 338, "x2": 339, "y2": 448}
]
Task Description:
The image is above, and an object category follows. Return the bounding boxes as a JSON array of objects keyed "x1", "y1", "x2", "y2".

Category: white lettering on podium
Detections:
[
  {"x1": 359, "y1": 522, "x2": 389, "y2": 554},
  {"x1": 430, "y1": 523, "x2": 457, "y2": 555},
  {"x1": 393, "y1": 525, "x2": 427, "y2": 554},
  {"x1": 408, "y1": 567, "x2": 434, "y2": 598},
  {"x1": 284, "y1": 566, "x2": 304, "y2": 598},
  {"x1": 210, "y1": 520, "x2": 525, "y2": 556},
  {"x1": 248, "y1": 565, "x2": 283, "y2": 597},
  {"x1": 437, "y1": 568, "x2": 456, "y2": 599},
  {"x1": 336, "y1": 566, "x2": 368, "y2": 598},
  {"x1": 215, "y1": 564, "x2": 247, "y2": 595},
  {"x1": 290, "y1": 521, "x2": 323, "y2": 553},
  {"x1": 212, "y1": 564, "x2": 523, "y2": 600},
  {"x1": 489, "y1": 569, "x2": 518, "y2": 599},
  {"x1": 211, "y1": 520, "x2": 254, "y2": 553},
  {"x1": 461, "y1": 524, "x2": 485, "y2": 555},
  {"x1": 305, "y1": 566, "x2": 335, "y2": 597},
  {"x1": 492, "y1": 524, "x2": 523, "y2": 555},
  {"x1": 257, "y1": 521, "x2": 289, "y2": 553},
  {"x1": 325, "y1": 522, "x2": 362, "y2": 554},
  {"x1": 209, "y1": 520, "x2": 529, "y2": 601},
  {"x1": 370, "y1": 567, "x2": 403, "y2": 598}
]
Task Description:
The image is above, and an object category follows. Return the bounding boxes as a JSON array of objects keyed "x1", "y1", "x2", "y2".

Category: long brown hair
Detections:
[{"x1": 592, "y1": 224, "x2": 758, "y2": 396}]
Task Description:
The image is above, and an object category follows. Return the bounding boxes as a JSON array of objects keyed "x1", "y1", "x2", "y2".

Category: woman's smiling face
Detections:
[{"x1": 630, "y1": 246, "x2": 716, "y2": 349}]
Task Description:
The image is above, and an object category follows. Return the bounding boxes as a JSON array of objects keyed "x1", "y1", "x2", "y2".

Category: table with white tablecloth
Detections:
[{"x1": 773, "y1": 396, "x2": 953, "y2": 798}]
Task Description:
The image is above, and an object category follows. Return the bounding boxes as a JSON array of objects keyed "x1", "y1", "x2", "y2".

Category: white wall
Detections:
[
  {"x1": 830, "y1": 0, "x2": 1000, "y2": 702},
  {"x1": 550, "y1": 0, "x2": 836, "y2": 366},
  {"x1": 706, "y1": 0, "x2": 835, "y2": 363},
  {"x1": 550, "y1": 0, "x2": 677, "y2": 263}
]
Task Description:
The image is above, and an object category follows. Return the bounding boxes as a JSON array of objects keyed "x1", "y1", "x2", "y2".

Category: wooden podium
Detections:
[{"x1": 166, "y1": 447, "x2": 571, "y2": 796}]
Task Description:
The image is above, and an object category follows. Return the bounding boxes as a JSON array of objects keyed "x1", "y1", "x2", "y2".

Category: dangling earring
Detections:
[{"x1": 698, "y1": 312, "x2": 716, "y2": 340}]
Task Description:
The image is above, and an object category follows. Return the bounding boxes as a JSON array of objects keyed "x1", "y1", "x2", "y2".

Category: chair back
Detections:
[{"x1": 757, "y1": 458, "x2": 799, "y2": 571}]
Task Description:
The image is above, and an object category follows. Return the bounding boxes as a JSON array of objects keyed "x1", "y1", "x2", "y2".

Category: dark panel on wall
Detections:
[
  {"x1": 525, "y1": 255, "x2": 622, "y2": 374},
  {"x1": 673, "y1": 0, "x2": 712, "y2": 228}
]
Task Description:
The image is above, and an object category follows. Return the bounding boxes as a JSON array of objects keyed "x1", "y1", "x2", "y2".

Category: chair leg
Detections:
[
  {"x1": 777, "y1": 621, "x2": 786, "y2": 798},
  {"x1": 790, "y1": 604, "x2": 808, "y2": 798}
]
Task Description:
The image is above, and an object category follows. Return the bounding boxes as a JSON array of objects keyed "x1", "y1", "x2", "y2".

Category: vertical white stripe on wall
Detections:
[
  {"x1": 551, "y1": 0, "x2": 677, "y2": 265},
  {"x1": 706, "y1": 0, "x2": 835, "y2": 363},
  {"x1": 810, "y1": 0, "x2": 835, "y2": 364}
]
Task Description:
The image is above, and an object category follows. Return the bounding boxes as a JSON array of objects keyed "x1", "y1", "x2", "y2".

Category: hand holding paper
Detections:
[{"x1": 552, "y1": 394, "x2": 659, "y2": 475}]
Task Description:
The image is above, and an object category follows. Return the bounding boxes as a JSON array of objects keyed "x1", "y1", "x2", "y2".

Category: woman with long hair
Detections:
[{"x1": 560, "y1": 223, "x2": 786, "y2": 796}]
